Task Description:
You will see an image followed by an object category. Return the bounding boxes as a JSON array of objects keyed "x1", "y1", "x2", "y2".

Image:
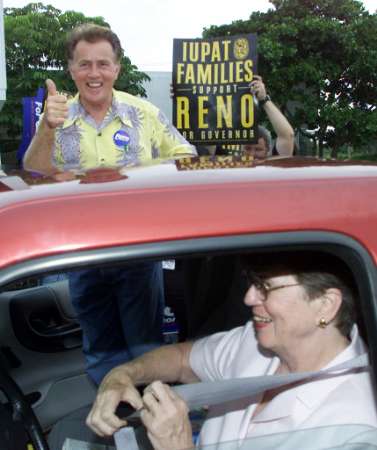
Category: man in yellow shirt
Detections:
[
  {"x1": 24, "y1": 25, "x2": 194, "y2": 173},
  {"x1": 50, "y1": 89, "x2": 193, "y2": 170},
  {"x1": 24, "y1": 23, "x2": 196, "y2": 384}
]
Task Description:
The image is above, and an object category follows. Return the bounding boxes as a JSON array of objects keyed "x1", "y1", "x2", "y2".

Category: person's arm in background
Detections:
[
  {"x1": 86, "y1": 341, "x2": 198, "y2": 437},
  {"x1": 250, "y1": 75, "x2": 295, "y2": 156},
  {"x1": 23, "y1": 79, "x2": 68, "y2": 174}
]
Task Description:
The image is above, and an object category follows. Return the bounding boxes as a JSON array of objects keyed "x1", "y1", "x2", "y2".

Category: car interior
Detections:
[{"x1": 0, "y1": 233, "x2": 377, "y2": 449}]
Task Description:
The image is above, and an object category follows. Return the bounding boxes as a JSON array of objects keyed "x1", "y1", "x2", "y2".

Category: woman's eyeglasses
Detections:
[{"x1": 244, "y1": 270, "x2": 301, "y2": 302}]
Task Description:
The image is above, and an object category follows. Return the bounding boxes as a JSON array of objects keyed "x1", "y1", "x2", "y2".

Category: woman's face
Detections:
[{"x1": 244, "y1": 274, "x2": 323, "y2": 356}]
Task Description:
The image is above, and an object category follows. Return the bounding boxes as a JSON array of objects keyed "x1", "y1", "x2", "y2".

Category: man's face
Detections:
[
  {"x1": 242, "y1": 137, "x2": 268, "y2": 160},
  {"x1": 68, "y1": 39, "x2": 120, "y2": 110}
]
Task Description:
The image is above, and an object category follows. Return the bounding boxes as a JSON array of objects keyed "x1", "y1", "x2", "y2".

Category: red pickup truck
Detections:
[{"x1": 0, "y1": 157, "x2": 376, "y2": 449}]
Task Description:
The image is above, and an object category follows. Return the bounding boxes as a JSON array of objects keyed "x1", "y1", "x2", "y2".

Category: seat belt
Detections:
[
  {"x1": 114, "y1": 426, "x2": 139, "y2": 450},
  {"x1": 173, "y1": 353, "x2": 369, "y2": 410},
  {"x1": 114, "y1": 353, "x2": 369, "y2": 449}
]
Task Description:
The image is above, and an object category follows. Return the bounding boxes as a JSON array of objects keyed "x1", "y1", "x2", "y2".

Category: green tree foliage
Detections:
[
  {"x1": 203, "y1": 0, "x2": 377, "y2": 156},
  {"x1": 1, "y1": 3, "x2": 149, "y2": 151}
]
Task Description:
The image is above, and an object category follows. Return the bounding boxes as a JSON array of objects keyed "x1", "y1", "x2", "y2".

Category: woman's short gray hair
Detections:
[{"x1": 243, "y1": 251, "x2": 357, "y2": 338}]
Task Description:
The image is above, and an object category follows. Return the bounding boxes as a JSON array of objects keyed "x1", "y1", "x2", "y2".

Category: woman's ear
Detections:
[{"x1": 318, "y1": 288, "x2": 343, "y2": 324}]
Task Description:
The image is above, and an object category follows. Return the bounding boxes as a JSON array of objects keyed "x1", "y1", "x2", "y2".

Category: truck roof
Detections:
[{"x1": 1, "y1": 157, "x2": 376, "y2": 270}]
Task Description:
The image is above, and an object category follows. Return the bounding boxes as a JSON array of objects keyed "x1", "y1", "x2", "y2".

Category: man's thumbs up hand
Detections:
[
  {"x1": 43, "y1": 79, "x2": 69, "y2": 129},
  {"x1": 46, "y1": 78, "x2": 58, "y2": 97}
]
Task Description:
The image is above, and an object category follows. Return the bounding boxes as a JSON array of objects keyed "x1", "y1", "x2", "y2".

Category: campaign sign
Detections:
[{"x1": 172, "y1": 34, "x2": 258, "y2": 145}]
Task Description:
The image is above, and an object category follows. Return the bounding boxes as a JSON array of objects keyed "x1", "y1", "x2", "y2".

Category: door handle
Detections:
[
  {"x1": 28, "y1": 317, "x2": 83, "y2": 349},
  {"x1": 29, "y1": 319, "x2": 81, "y2": 339}
]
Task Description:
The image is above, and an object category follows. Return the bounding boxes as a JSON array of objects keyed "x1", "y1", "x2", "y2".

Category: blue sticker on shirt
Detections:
[{"x1": 113, "y1": 130, "x2": 131, "y2": 150}]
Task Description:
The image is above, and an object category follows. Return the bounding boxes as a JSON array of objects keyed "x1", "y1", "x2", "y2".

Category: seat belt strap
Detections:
[
  {"x1": 115, "y1": 353, "x2": 369, "y2": 449},
  {"x1": 173, "y1": 353, "x2": 369, "y2": 410},
  {"x1": 114, "y1": 426, "x2": 139, "y2": 450}
]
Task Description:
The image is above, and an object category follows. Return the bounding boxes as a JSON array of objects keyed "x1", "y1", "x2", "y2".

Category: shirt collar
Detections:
[
  {"x1": 62, "y1": 89, "x2": 133, "y2": 129},
  {"x1": 295, "y1": 324, "x2": 367, "y2": 409},
  {"x1": 252, "y1": 325, "x2": 368, "y2": 422}
]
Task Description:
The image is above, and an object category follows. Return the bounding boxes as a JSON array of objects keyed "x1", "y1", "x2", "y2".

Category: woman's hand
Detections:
[
  {"x1": 141, "y1": 381, "x2": 193, "y2": 450},
  {"x1": 86, "y1": 367, "x2": 143, "y2": 437}
]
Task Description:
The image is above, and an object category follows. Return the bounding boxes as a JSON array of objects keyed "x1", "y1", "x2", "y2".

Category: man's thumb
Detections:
[{"x1": 46, "y1": 79, "x2": 57, "y2": 96}]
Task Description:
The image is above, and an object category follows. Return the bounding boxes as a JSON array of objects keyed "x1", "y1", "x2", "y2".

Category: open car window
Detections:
[{"x1": 0, "y1": 241, "x2": 376, "y2": 450}]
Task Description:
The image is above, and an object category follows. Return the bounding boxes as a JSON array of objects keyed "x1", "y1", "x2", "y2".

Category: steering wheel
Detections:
[{"x1": 0, "y1": 363, "x2": 49, "y2": 450}]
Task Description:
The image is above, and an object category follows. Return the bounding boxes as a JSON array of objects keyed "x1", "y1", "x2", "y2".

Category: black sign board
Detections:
[{"x1": 172, "y1": 34, "x2": 258, "y2": 145}]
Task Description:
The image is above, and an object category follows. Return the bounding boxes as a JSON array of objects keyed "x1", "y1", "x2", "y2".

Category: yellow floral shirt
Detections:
[{"x1": 52, "y1": 89, "x2": 196, "y2": 170}]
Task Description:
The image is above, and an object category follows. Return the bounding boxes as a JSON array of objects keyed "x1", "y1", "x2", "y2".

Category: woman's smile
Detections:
[{"x1": 253, "y1": 314, "x2": 272, "y2": 329}]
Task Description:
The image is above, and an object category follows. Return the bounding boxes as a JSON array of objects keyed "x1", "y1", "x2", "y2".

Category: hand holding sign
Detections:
[
  {"x1": 249, "y1": 75, "x2": 267, "y2": 101},
  {"x1": 43, "y1": 79, "x2": 69, "y2": 129}
]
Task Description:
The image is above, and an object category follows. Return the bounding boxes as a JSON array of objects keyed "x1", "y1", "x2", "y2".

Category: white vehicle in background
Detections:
[{"x1": 143, "y1": 70, "x2": 172, "y2": 119}]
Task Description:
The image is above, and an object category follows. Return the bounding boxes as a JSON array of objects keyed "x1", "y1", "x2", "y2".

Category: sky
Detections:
[{"x1": 2, "y1": 0, "x2": 377, "y2": 72}]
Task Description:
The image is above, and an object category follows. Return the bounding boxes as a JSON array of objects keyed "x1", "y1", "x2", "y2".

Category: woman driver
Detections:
[{"x1": 87, "y1": 252, "x2": 377, "y2": 450}]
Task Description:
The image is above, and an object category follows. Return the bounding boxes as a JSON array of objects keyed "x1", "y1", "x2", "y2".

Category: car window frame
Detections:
[{"x1": 1, "y1": 230, "x2": 377, "y2": 383}]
